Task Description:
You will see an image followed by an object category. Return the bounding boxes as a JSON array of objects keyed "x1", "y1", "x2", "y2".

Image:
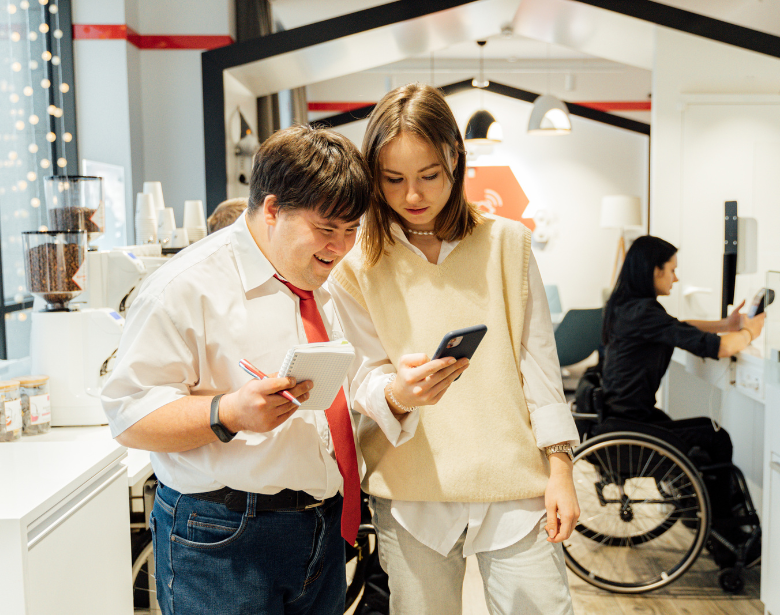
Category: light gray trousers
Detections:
[{"x1": 371, "y1": 496, "x2": 574, "y2": 615}]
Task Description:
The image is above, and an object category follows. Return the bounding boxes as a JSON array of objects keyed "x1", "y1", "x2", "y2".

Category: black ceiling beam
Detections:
[
  {"x1": 202, "y1": 0, "x2": 487, "y2": 212},
  {"x1": 572, "y1": 0, "x2": 780, "y2": 60},
  {"x1": 316, "y1": 79, "x2": 650, "y2": 135}
]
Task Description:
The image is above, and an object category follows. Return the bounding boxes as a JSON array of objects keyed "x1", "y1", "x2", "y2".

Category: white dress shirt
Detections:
[
  {"x1": 102, "y1": 212, "x2": 401, "y2": 498},
  {"x1": 331, "y1": 224, "x2": 579, "y2": 556}
]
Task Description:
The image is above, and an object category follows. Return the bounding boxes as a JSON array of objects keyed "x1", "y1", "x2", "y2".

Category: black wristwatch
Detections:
[{"x1": 210, "y1": 394, "x2": 236, "y2": 443}]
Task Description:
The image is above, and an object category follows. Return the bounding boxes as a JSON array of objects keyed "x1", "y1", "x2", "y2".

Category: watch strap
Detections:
[
  {"x1": 545, "y1": 443, "x2": 574, "y2": 460},
  {"x1": 210, "y1": 394, "x2": 236, "y2": 443}
]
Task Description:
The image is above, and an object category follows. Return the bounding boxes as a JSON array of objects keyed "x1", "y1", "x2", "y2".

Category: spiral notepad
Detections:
[{"x1": 278, "y1": 340, "x2": 356, "y2": 410}]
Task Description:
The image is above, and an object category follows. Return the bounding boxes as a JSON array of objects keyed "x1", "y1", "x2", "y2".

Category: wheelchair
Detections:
[{"x1": 564, "y1": 382, "x2": 761, "y2": 594}]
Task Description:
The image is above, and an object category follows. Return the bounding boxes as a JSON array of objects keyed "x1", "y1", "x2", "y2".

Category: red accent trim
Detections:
[
  {"x1": 72, "y1": 24, "x2": 128, "y2": 40},
  {"x1": 135, "y1": 35, "x2": 234, "y2": 50},
  {"x1": 577, "y1": 101, "x2": 651, "y2": 112},
  {"x1": 308, "y1": 102, "x2": 375, "y2": 112},
  {"x1": 72, "y1": 24, "x2": 233, "y2": 49}
]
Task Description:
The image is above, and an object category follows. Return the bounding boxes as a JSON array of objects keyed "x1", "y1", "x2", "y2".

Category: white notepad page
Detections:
[{"x1": 278, "y1": 340, "x2": 356, "y2": 410}]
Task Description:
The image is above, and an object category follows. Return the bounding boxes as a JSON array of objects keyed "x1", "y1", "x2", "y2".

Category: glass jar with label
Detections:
[
  {"x1": 0, "y1": 380, "x2": 22, "y2": 442},
  {"x1": 19, "y1": 375, "x2": 51, "y2": 435}
]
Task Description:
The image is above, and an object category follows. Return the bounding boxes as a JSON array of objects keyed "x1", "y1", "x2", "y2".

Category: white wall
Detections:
[
  {"x1": 72, "y1": 0, "x2": 233, "y2": 240},
  {"x1": 650, "y1": 27, "x2": 780, "y2": 319},
  {"x1": 328, "y1": 87, "x2": 649, "y2": 310}
]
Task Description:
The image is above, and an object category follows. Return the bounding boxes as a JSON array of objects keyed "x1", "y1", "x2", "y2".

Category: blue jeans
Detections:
[{"x1": 150, "y1": 483, "x2": 345, "y2": 615}]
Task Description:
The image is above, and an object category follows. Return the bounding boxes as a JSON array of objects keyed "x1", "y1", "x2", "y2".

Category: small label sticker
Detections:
[
  {"x1": 5, "y1": 399, "x2": 21, "y2": 431},
  {"x1": 72, "y1": 261, "x2": 86, "y2": 290},
  {"x1": 30, "y1": 394, "x2": 50, "y2": 425}
]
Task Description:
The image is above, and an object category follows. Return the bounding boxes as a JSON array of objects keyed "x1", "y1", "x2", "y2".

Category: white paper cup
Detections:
[
  {"x1": 158, "y1": 207, "x2": 176, "y2": 234},
  {"x1": 135, "y1": 219, "x2": 158, "y2": 244},
  {"x1": 183, "y1": 200, "x2": 206, "y2": 228},
  {"x1": 143, "y1": 181, "x2": 165, "y2": 212},
  {"x1": 135, "y1": 192, "x2": 156, "y2": 221},
  {"x1": 186, "y1": 226, "x2": 207, "y2": 244},
  {"x1": 171, "y1": 228, "x2": 190, "y2": 248}
]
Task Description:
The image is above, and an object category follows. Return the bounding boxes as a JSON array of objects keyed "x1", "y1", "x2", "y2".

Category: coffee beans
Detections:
[
  {"x1": 50, "y1": 206, "x2": 100, "y2": 232},
  {"x1": 26, "y1": 242, "x2": 83, "y2": 306}
]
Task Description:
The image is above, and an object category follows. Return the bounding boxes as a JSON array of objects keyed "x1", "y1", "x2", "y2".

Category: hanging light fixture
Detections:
[
  {"x1": 527, "y1": 44, "x2": 572, "y2": 135},
  {"x1": 465, "y1": 41, "x2": 502, "y2": 144},
  {"x1": 527, "y1": 94, "x2": 572, "y2": 134}
]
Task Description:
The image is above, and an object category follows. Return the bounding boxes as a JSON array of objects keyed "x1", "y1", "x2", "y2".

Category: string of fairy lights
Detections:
[{"x1": 2, "y1": 0, "x2": 74, "y2": 328}]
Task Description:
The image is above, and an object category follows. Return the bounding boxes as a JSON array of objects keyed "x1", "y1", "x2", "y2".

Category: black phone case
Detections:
[{"x1": 431, "y1": 325, "x2": 488, "y2": 363}]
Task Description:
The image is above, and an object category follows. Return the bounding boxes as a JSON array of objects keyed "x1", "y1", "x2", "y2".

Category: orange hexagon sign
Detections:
[{"x1": 464, "y1": 166, "x2": 535, "y2": 231}]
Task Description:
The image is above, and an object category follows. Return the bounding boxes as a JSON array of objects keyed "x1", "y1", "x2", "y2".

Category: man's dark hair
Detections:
[{"x1": 248, "y1": 124, "x2": 371, "y2": 222}]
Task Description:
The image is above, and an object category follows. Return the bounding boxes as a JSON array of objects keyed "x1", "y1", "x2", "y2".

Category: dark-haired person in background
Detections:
[
  {"x1": 102, "y1": 125, "x2": 376, "y2": 615},
  {"x1": 601, "y1": 235, "x2": 764, "y2": 523}
]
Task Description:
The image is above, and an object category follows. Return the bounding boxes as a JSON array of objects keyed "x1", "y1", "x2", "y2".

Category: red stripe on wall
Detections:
[
  {"x1": 73, "y1": 24, "x2": 128, "y2": 40},
  {"x1": 72, "y1": 24, "x2": 233, "y2": 49},
  {"x1": 577, "y1": 101, "x2": 652, "y2": 112},
  {"x1": 308, "y1": 102, "x2": 375, "y2": 112}
]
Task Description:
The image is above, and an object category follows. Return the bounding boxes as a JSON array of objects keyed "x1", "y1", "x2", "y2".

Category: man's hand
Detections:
[
  {"x1": 544, "y1": 453, "x2": 580, "y2": 543},
  {"x1": 387, "y1": 353, "x2": 469, "y2": 412},
  {"x1": 219, "y1": 375, "x2": 312, "y2": 434}
]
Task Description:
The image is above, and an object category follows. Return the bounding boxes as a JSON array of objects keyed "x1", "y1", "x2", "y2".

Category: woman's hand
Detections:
[
  {"x1": 544, "y1": 453, "x2": 580, "y2": 543},
  {"x1": 743, "y1": 311, "x2": 766, "y2": 341},
  {"x1": 726, "y1": 300, "x2": 746, "y2": 331},
  {"x1": 387, "y1": 353, "x2": 469, "y2": 412}
]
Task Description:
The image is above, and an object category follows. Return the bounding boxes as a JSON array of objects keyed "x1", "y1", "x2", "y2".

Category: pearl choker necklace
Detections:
[{"x1": 405, "y1": 228, "x2": 435, "y2": 236}]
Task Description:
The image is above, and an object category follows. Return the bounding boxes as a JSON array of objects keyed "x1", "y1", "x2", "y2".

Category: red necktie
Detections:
[{"x1": 276, "y1": 276, "x2": 361, "y2": 545}]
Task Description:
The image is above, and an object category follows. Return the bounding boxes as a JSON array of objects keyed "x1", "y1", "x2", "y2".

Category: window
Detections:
[{"x1": 0, "y1": 0, "x2": 77, "y2": 359}]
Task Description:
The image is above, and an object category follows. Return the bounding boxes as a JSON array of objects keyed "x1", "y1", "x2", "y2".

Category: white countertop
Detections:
[
  {"x1": 671, "y1": 345, "x2": 766, "y2": 402},
  {"x1": 0, "y1": 440, "x2": 127, "y2": 524},
  {"x1": 12, "y1": 426, "x2": 153, "y2": 488}
]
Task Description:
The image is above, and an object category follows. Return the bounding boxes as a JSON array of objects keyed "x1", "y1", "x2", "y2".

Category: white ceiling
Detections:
[{"x1": 655, "y1": 0, "x2": 780, "y2": 38}]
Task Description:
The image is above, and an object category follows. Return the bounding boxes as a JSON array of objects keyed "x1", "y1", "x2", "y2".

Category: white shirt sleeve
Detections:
[
  {"x1": 101, "y1": 292, "x2": 196, "y2": 438},
  {"x1": 330, "y1": 279, "x2": 419, "y2": 447},
  {"x1": 521, "y1": 254, "x2": 580, "y2": 449}
]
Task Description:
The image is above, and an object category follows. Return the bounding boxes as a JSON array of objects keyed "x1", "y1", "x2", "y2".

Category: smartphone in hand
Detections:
[
  {"x1": 748, "y1": 288, "x2": 775, "y2": 318},
  {"x1": 432, "y1": 325, "x2": 487, "y2": 380}
]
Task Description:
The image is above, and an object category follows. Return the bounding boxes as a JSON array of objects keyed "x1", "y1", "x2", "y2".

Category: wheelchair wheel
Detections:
[
  {"x1": 131, "y1": 529, "x2": 159, "y2": 613},
  {"x1": 563, "y1": 431, "x2": 710, "y2": 593}
]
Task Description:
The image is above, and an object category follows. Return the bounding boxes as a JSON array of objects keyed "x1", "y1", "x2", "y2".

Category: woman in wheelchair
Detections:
[
  {"x1": 565, "y1": 234, "x2": 763, "y2": 593},
  {"x1": 600, "y1": 235, "x2": 763, "y2": 516}
]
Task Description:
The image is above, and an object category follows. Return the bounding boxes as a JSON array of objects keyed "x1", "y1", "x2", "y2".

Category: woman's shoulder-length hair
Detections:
[{"x1": 360, "y1": 82, "x2": 483, "y2": 267}]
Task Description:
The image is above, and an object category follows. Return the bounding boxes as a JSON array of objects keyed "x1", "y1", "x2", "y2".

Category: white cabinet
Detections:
[{"x1": 0, "y1": 441, "x2": 133, "y2": 614}]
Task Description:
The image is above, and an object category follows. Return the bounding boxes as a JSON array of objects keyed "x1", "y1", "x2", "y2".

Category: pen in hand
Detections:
[{"x1": 238, "y1": 359, "x2": 302, "y2": 407}]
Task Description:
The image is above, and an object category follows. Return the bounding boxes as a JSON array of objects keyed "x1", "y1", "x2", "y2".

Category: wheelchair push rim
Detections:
[{"x1": 563, "y1": 431, "x2": 711, "y2": 593}]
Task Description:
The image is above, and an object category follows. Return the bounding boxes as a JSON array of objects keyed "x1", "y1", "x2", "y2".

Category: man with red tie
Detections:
[{"x1": 102, "y1": 125, "x2": 373, "y2": 614}]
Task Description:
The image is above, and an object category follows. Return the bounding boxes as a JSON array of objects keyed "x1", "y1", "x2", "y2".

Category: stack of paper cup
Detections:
[
  {"x1": 143, "y1": 181, "x2": 166, "y2": 222},
  {"x1": 171, "y1": 228, "x2": 190, "y2": 248},
  {"x1": 135, "y1": 193, "x2": 158, "y2": 245},
  {"x1": 158, "y1": 207, "x2": 176, "y2": 246},
  {"x1": 184, "y1": 200, "x2": 207, "y2": 244}
]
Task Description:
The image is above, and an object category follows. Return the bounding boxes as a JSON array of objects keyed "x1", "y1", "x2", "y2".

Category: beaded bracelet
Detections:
[{"x1": 386, "y1": 374, "x2": 418, "y2": 414}]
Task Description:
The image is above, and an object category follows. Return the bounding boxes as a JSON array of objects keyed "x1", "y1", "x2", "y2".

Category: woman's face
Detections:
[
  {"x1": 377, "y1": 132, "x2": 456, "y2": 232},
  {"x1": 653, "y1": 254, "x2": 678, "y2": 296}
]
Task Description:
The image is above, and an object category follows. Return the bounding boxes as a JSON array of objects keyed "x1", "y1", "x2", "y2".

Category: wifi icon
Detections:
[{"x1": 477, "y1": 188, "x2": 503, "y2": 214}]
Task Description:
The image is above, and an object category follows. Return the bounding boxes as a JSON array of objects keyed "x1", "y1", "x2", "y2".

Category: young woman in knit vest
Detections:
[{"x1": 331, "y1": 83, "x2": 579, "y2": 614}]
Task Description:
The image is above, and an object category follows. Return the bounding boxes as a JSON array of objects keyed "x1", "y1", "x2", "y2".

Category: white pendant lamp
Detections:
[
  {"x1": 465, "y1": 40, "x2": 502, "y2": 145},
  {"x1": 528, "y1": 94, "x2": 572, "y2": 135}
]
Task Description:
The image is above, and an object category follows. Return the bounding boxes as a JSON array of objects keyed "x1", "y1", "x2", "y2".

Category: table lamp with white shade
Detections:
[{"x1": 601, "y1": 195, "x2": 643, "y2": 287}]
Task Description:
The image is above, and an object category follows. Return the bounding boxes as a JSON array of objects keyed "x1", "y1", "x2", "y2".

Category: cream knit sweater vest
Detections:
[{"x1": 333, "y1": 214, "x2": 549, "y2": 502}]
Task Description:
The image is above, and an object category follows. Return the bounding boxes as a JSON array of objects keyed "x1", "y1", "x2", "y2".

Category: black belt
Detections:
[{"x1": 186, "y1": 487, "x2": 326, "y2": 512}]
